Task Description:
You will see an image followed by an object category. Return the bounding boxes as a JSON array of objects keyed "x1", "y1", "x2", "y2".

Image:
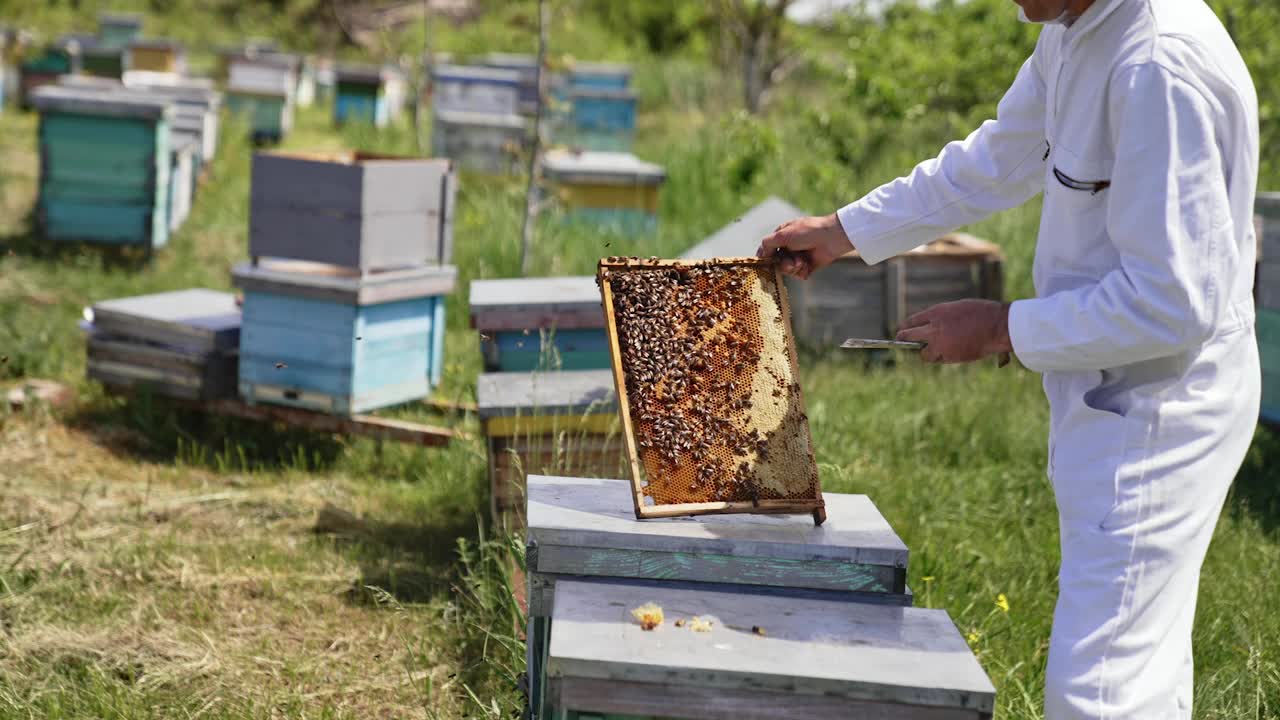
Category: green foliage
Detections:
[{"x1": 578, "y1": 0, "x2": 712, "y2": 55}]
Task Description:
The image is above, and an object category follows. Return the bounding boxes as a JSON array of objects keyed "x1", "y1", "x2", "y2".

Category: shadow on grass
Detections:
[
  {"x1": 69, "y1": 390, "x2": 346, "y2": 473},
  {"x1": 1228, "y1": 425, "x2": 1280, "y2": 536},
  {"x1": 339, "y1": 514, "x2": 482, "y2": 605},
  {"x1": 0, "y1": 212, "x2": 155, "y2": 271}
]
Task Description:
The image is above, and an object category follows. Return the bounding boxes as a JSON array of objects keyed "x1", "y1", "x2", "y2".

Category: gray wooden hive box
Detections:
[
  {"x1": 546, "y1": 580, "x2": 994, "y2": 720},
  {"x1": 468, "y1": 276, "x2": 606, "y2": 372},
  {"x1": 86, "y1": 289, "x2": 241, "y2": 401},
  {"x1": 525, "y1": 475, "x2": 912, "y2": 719},
  {"x1": 478, "y1": 372, "x2": 622, "y2": 522},
  {"x1": 1256, "y1": 192, "x2": 1280, "y2": 310},
  {"x1": 248, "y1": 150, "x2": 457, "y2": 270}
]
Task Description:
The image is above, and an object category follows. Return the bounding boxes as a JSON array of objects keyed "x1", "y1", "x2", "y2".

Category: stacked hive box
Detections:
[
  {"x1": 80, "y1": 41, "x2": 124, "y2": 80},
  {"x1": 225, "y1": 52, "x2": 298, "y2": 143},
  {"x1": 85, "y1": 289, "x2": 240, "y2": 401},
  {"x1": 478, "y1": 52, "x2": 540, "y2": 114},
  {"x1": 97, "y1": 14, "x2": 143, "y2": 49},
  {"x1": 234, "y1": 151, "x2": 459, "y2": 415},
  {"x1": 1257, "y1": 192, "x2": 1280, "y2": 424},
  {"x1": 125, "y1": 39, "x2": 185, "y2": 75},
  {"x1": 122, "y1": 72, "x2": 222, "y2": 173},
  {"x1": 521, "y1": 476, "x2": 981, "y2": 720},
  {"x1": 541, "y1": 150, "x2": 665, "y2": 235},
  {"x1": 683, "y1": 199, "x2": 1005, "y2": 348},
  {"x1": 469, "y1": 277, "x2": 609, "y2": 372},
  {"x1": 334, "y1": 64, "x2": 406, "y2": 128},
  {"x1": 31, "y1": 85, "x2": 175, "y2": 251},
  {"x1": 557, "y1": 61, "x2": 637, "y2": 152},
  {"x1": 19, "y1": 39, "x2": 78, "y2": 107},
  {"x1": 432, "y1": 64, "x2": 522, "y2": 115},
  {"x1": 430, "y1": 64, "x2": 529, "y2": 173},
  {"x1": 478, "y1": 373, "x2": 624, "y2": 522}
]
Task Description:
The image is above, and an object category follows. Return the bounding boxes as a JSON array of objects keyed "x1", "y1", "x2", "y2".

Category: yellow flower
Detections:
[
  {"x1": 967, "y1": 630, "x2": 982, "y2": 644},
  {"x1": 996, "y1": 593, "x2": 1010, "y2": 613},
  {"x1": 922, "y1": 575, "x2": 935, "y2": 584}
]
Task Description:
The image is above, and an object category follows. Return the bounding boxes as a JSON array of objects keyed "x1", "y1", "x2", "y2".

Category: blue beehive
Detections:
[
  {"x1": 334, "y1": 64, "x2": 405, "y2": 128},
  {"x1": 31, "y1": 85, "x2": 173, "y2": 251},
  {"x1": 469, "y1": 276, "x2": 607, "y2": 372},
  {"x1": 432, "y1": 63, "x2": 522, "y2": 116},
  {"x1": 557, "y1": 88, "x2": 637, "y2": 152},
  {"x1": 567, "y1": 61, "x2": 631, "y2": 92},
  {"x1": 232, "y1": 261, "x2": 457, "y2": 415},
  {"x1": 478, "y1": 53, "x2": 540, "y2": 114}
]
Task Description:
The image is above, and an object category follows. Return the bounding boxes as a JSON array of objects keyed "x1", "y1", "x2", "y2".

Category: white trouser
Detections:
[{"x1": 1042, "y1": 327, "x2": 1260, "y2": 719}]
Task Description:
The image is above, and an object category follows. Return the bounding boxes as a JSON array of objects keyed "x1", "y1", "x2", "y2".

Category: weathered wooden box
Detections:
[
  {"x1": 469, "y1": 276, "x2": 607, "y2": 372},
  {"x1": 524, "y1": 474, "x2": 914, "y2": 719},
  {"x1": 86, "y1": 289, "x2": 241, "y2": 401},
  {"x1": 556, "y1": 88, "x2": 637, "y2": 152},
  {"x1": 122, "y1": 72, "x2": 221, "y2": 165},
  {"x1": 31, "y1": 85, "x2": 173, "y2": 250},
  {"x1": 478, "y1": 372, "x2": 623, "y2": 522},
  {"x1": 80, "y1": 44, "x2": 124, "y2": 79},
  {"x1": 19, "y1": 43, "x2": 77, "y2": 107},
  {"x1": 432, "y1": 63, "x2": 522, "y2": 116},
  {"x1": 1256, "y1": 192, "x2": 1280, "y2": 311},
  {"x1": 431, "y1": 109, "x2": 528, "y2": 174},
  {"x1": 788, "y1": 234, "x2": 1005, "y2": 348},
  {"x1": 478, "y1": 52, "x2": 540, "y2": 114},
  {"x1": 1259, "y1": 309, "x2": 1280, "y2": 425},
  {"x1": 225, "y1": 87, "x2": 291, "y2": 144},
  {"x1": 126, "y1": 39, "x2": 185, "y2": 74},
  {"x1": 97, "y1": 13, "x2": 143, "y2": 50},
  {"x1": 227, "y1": 53, "x2": 298, "y2": 96},
  {"x1": 232, "y1": 261, "x2": 457, "y2": 415},
  {"x1": 334, "y1": 65, "x2": 404, "y2": 128},
  {"x1": 167, "y1": 135, "x2": 197, "y2": 232},
  {"x1": 545, "y1": 580, "x2": 993, "y2": 720},
  {"x1": 249, "y1": 151, "x2": 457, "y2": 270},
  {"x1": 541, "y1": 150, "x2": 665, "y2": 235}
]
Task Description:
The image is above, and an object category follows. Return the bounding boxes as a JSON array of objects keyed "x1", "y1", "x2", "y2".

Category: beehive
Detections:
[
  {"x1": 788, "y1": 233, "x2": 1005, "y2": 349},
  {"x1": 478, "y1": 52, "x2": 540, "y2": 114},
  {"x1": 249, "y1": 151, "x2": 457, "y2": 271},
  {"x1": 97, "y1": 14, "x2": 143, "y2": 50},
  {"x1": 18, "y1": 41, "x2": 78, "y2": 107},
  {"x1": 431, "y1": 108, "x2": 528, "y2": 174},
  {"x1": 126, "y1": 39, "x2": 185, "y2": 74},
  {"x1": 478, "y1": 373, "x2": 623, "y2": 522},
  {"x1": 80, "y1": 43, "x2": 124, "y2": 79},
  {"x1": 31, "y1": 85, "x2": 174, "y2": 251},
  {"x1": 432, "y1": 64, "x2": 522, "y2": 116},
  {"x1": 122, "y1": 72, "x2": 222, "y2": 167},
  {"x1": 544, "y1": 580, "x2": 992, "y2": 720},
  {"x1": 86, "y1": 289, "x2": 240, "y2": 401},
  {"x1": 542, "y1": 150, "x2": 665, "y2": 235},
  {"x1": 1256, "y1": 192, "x2": 1280, "y2": 424},
  {"x1": 567, "y1": 61, "x2": 631, "y2": 91},
  {"x1": 226, "y1": 53, "x2": 298, "y2": 143},
  {"x1": 166, "y1": 135, "x2": 197, "y2": 232},
  {"x1": 469, "y1": 276, "x2": 607, "y2": 372},
  {"x1": 524, "y1": 475, "x2": 913, "y2": 719},
  {"x1": 334, "y1": 64, "x2": 404, "y2": 128},
  {"x1": 557, "y1": 87, "x2": 637, "y2": 152},
  {"x1": 233, "y1": 261, "x2": 456, "y2": 415},
  {"x1": 597, "y1": 257, "x2": 824, "y2": 522}
]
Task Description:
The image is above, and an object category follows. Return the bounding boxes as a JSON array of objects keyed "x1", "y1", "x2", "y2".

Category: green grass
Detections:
[{"x1": 1, "y1": 12, "x2": 1279, "y2": 720}]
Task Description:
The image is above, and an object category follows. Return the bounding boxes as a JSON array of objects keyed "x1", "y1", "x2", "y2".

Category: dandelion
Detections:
[
  {"x1": 922, "y1": 575, "x2": 935, "y2": 584},
  {"x1": 967, "y1": 630, "x2": 982, "y2": 644},
  {"x1": 996, "y1": 593, "x2": 1010, "y2": 613}
]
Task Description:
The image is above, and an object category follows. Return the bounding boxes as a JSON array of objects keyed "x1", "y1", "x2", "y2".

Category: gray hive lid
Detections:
[
  {"x1": 527, "y1": 475, "x2": 908, "y2": 567},
  {"x1": 31, "y1": 85, "x2": 173, "y2": 120},
  {"x1": 480, "y1": 52, "x2": 538, "y2": 70},
  {"x1": 231, "y1": 52, "x2": 300, "y2": 71},
  {"x1": 548, "y1": 580, "x2": 995, "y2": 715},
  {"x1": 468, "y1": 276, "x2": 602, "y2": 330},
  {"x1": 682, "y1": 196, "x2": 809, "y2": 260},
  {"x1": 476, "y1": 370, "x2": 616, "y2": 419},
  {"x1": 541, "y1": 150, "x2": 665, "y2": 186},
  {"x1": 129, "y1": 37, "x2": 183, "y2": 51},
  {"x1": 432, "y1": 63, "x2": 522, "y2": 85},
  {"x1": 433, "y1": 108, "x2": 528, "y2": 129},
  {"x1": 232, "y1": 260, "x2": 458, "y2": 305},
  {"x1": 90, "y1": 289, "x2": 241, "y2": 354},
  {"x1": 335, "y1": 63, "x2": 387, "y2": 84},
  {"x1": 99, "y1": 13, "x2": 143, "y2": 29},
  {"x1": 570, "y1": 61, "x2": 632, "y2": 78}
]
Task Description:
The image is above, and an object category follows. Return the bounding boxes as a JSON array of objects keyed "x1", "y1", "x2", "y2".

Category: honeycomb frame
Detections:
[{"x1": 597, "y1": 256, "x2": 826, "y2": 525}]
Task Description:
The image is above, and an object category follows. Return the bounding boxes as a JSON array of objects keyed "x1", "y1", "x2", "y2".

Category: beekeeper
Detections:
[{"x1": 759, "y1": 0, "x2": 1259, "y2": 717}]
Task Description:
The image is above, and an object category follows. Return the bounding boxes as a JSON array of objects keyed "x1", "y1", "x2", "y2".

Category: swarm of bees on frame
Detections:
[{"x1": 600, "y1": 257, "x2": 808, "y2": 506}]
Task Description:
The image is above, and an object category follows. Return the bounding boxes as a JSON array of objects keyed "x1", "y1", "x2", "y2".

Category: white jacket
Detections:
[{"x1": 839, "y1": 0, "x2": 1259, "y2": 490}]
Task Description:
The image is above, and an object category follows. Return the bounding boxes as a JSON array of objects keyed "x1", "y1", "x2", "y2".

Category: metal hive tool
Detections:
[{"x1": 597, "y1": 257, "x2": 825, "y2": 525}]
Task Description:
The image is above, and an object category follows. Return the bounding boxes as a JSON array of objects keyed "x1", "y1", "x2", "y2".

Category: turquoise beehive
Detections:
[
  {"x1": 468, "y1": 276, "x2": 607, "y2": 372},
  {"x1": 31, "y1": 85, "x2": 173, "y2": 251}
]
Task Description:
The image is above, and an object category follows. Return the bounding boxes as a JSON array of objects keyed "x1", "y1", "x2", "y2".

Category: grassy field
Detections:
[{"x1": 1, "y1": 5, "x2": 1280, "y2": 719}]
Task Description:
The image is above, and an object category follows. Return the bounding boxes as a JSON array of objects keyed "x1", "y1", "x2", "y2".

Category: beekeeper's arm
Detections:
[
  {"x1": 1007, "y1": 63, "x2": 1233, "y2": 372},
  {"x1": 758, "y1": 49, "x2": 1048, "y2": 273}
]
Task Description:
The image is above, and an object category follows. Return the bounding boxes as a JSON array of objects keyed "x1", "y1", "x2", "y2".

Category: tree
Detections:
[{"x1": 714, "y1": 0, "x2": 795, "y2": 114}]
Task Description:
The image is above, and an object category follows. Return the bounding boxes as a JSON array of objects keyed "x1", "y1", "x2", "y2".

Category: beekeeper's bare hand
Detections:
[
  {"x1": 756, "y1": 214, "x2": 853, "y2": 280},
  {"x1": 896, "y1": 300, "x2": 1013, "y2": 365}
]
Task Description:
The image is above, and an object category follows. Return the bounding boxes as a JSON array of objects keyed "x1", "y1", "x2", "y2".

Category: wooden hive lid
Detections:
[
  {"x1": 90, "y1": 289, "x2": 241, "y2": 353},
  {"x1": 98, "y1": 12, "x2": 143, "y2": 29},
  {"x1": 541, "y1": 150, "x2": 665, "y2": 185},
  {"x1": 479, "y1": 52, "x2": 538, "y2": 70},
  {"x1": 570, "y1": 60, "x2": 632, "y2": 77},
  {"x1": 432, "y1": 63, "x2": 523, "y2": 85},
  {"x1": 477, "y1": 370, "x2": 616, "y2": 419},
  {"x1": 335, "y1": 63, "x2": 390, "y2": 84},
  {"x1": 547, "y1": 580, "x2": 995, "y2": 714},
  {"x1": 527, "y1": 475, "x2": 907, "y2": 567},
  {"x1": 128, "y1": 37, "x2": 183, "y2": 51},
  {"x1": 31, "y1": 84, "x2": 173, "y2": 120},
  {"x1": 433, "y1": 108, "x2": 528, "y2": 128},
  {"x1": 468, "y1": 276, "x2": 603, "y2": 330},
  {"x1": 232, "y1": 260, "x2": 458, "y2": 305},
  {"x1": 257, "y1": 148, "x2": 452, "y2": 170},
  {"x1": 836, "y1": 232, "x2": 1003, "y2": 262},
  {"x1": 682, "y1": 197, "x2": 809, "y2": 260}
]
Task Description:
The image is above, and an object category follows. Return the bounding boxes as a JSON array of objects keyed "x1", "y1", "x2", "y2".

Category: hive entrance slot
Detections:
[{"x1": 598, "y1": 257, "x2": 825, "y2": 524}]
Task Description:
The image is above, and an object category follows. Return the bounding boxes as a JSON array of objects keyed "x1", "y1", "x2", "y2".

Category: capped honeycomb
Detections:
[{"x1": 597, "y1": 257, "x2": 824, "y2": 522}]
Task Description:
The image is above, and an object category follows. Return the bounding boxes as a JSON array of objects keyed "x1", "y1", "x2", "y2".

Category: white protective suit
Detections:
[{"x1": 836, "y1": 0, "x2": 1260, "y2": 717}]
